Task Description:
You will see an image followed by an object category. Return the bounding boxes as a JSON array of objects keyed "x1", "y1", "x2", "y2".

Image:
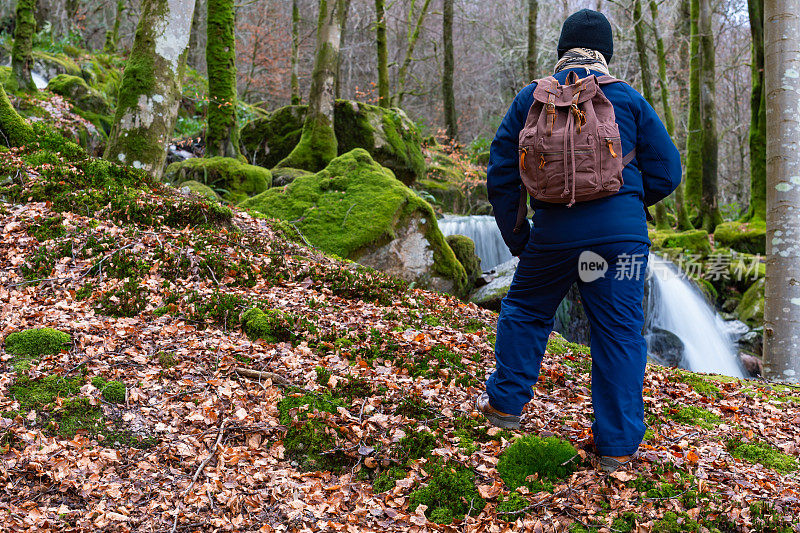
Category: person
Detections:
[{"x1": 475, "y1": 9, "x2": 681, "y2": 472}]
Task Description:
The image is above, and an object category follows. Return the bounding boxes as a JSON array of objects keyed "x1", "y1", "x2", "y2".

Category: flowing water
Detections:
[{"x1": 440, "y1": 214, "x2": 745, "y2": 377}]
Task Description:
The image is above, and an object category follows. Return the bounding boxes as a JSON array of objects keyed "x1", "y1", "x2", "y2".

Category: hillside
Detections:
[{"x1": 0, "y1": 132, "x2": 798, "y2": 533}]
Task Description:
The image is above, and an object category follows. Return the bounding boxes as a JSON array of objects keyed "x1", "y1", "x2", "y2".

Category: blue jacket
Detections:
[{"x1": 487, "y1": 67, "x2": 682, "y2": 254}]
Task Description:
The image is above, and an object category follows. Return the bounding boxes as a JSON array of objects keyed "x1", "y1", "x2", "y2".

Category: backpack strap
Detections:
[
  {"x1": 513, "y1": 188, "x2": 528, "y2": 234},
  {"x1": 596, "y1": 75, "x2": 629, "y2": 86},
  {"x1": 622, "y1": 149, "x2": 636, "y2": 166}
]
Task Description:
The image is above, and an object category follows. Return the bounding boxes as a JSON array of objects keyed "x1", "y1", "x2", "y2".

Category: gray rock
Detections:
[
  {"x1": 738, "y1": 330, "x2": 763, "y2": 356},
  {"x1": 469, "y1": 257, "x2": 518, "y2": 310},
  {"x1": 722, "y1": 320, "x2": 750, "y2": 342},
  {"x1": 740, "y1": 352, "x2": 763, "y2": 377},
  {"x1": 646, "y1": 327, "x2": 685, "y2": 367}
]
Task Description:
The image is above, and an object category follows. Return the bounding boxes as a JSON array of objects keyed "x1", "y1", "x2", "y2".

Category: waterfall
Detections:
[
  {"x1": 438, "y1": 215, "x2": 511, "y2": 270},
  {"x1": 645, "y1": 254, "x2": 745, "y2": 378}
]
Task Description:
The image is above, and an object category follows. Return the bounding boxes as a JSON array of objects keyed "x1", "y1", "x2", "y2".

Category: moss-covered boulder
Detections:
[
  {"x1": 416, "y1": 179, "x2": 466, "y2": 213},
  {"x1": 164, "y1": 156, "x2": 271, "y2": 204},
  {"x1": 736, "y1": 277, "x2": 765, "y2": 327},
  {"x1": 272, "y1": 167, "x2": 312, "y2": 187},
  {"x1": 714, "y1": 220, "x2": 766, "y2": 255},
  {"x1": 0, "y1": 85, "x2": 34, "y2": 147},
  {"x1": 649, "y1": 229, "x2": 712, "y2": 255},
  {"x1": 446, "y1": 234, "x2": 481, "y2": 288},
  {"x1": 32, "y1": 50, "x2": 82, "y2": 80},
  {"x1": 240, "y1": 100, "x2": 425, "y2": 185},
  {"x1": 241, "y1": 149, "x2": 467, "y2": 295},
  {"x1": 47, "y1": 74, "x2": 112, "y2": 115},
  {"x1": 178, "y1": 180, "x2": 220, "y2": 201}
]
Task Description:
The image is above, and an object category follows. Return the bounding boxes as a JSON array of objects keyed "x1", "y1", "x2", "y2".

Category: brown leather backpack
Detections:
[{"x1": 513, "y1": 72, "x2": 636, "y2": 233}]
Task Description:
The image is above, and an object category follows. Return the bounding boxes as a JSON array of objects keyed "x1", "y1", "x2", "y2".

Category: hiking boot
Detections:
[
  {"x1": 475, "y1": 392, "x2": 520, "y2": 430},
  {"x1": 598, "y1": 453, "x2": 637, "y2": 473}
]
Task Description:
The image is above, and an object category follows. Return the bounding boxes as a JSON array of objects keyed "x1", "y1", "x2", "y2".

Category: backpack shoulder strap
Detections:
[
  {"x1": 596, "y1": 75, "x2": 629, "y2": 86},
  {"x1": 622, "y1": 149, "x2": 636, "y2": 166}
]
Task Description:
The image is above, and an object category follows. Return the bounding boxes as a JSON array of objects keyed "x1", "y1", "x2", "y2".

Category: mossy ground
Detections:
[
  {"x1": 164, "y1": 156, "x2": 271, "y2": 204},
  {"x1": 408, "y1": 461, "x2": 486, "y2": 524},
  {"x1": 726, "y1": 438, "x2": 798, "y2": 473},
  {"x1": 496, "y1": 435, "x2": 579, "y2": 493},
  {"x1": 714, "y1": 220, "x2": 766, "y2": 254},
  {"x1": 4, "y1": 327, "x2": 71, "y2": 370}
]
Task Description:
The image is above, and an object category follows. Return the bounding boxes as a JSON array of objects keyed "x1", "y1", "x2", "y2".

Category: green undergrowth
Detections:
[
  {"x1": 373, "y1": 466, "x2": 407, "y2": 493},
  {"x1": 4, "y1": 327, "x2": 71, "y2": 370},
  {"x1": 6, "y1": 374, "x2": 153, "y2": 447},
  {"x1": 497, "y1": 435, "x2": 579, "y2": 493},
  {"x1": 496, "y1": 492, "x2": 529, "y2": 522},
  {"x1": 408, "y1": 461, "x2": 486, "y2": 524},
  {"x1": 95, "y1": 278, "x2": 148, "y2": 317},
  {"x1": 666, "y1": 403, "x2": 721, "y2": 429},
  {"x1": 91, "y1": 377, "x2": 126, "y2": 403},
  {"x1": 676, "y1": 372, "x2": 722, "y2": 398},
  {"x1": 726, "y1": 438, "x2": 798, "y2": 473},
  {"x1": 240, "y1": 308, "x2": 296, "y2": 343}
]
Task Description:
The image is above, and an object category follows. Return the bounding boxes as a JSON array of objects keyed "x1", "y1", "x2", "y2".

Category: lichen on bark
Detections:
[
  {"x1": 103, "y1": 0, "x2": 196, "y2": 179},
  {"x1": 205, "y1": 0, "x2": 239, "y2": 158}
]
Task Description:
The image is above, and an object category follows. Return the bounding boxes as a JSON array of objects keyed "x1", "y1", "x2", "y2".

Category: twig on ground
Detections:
[{"x1": 233, "y1": 366, "x2": 291, "y2": 385}]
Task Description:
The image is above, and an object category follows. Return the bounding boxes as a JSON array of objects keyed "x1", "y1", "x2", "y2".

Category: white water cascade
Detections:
[
  {"x1": 438, "y1": 215, "x2": 511, "y2": 270},
  {"x1": 645, "y1": 254, "x2": 745, "y2": 377}
]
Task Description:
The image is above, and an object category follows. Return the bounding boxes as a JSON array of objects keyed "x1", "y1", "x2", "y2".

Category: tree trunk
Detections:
[
  {"x1": 291, "y1": 0, "x2": 301, "y2": 105},
  {"x1": 746, "y1": 0, "x2": 767, "y2": 221},
  {"x1": 698, "y1": 0, "x2": 721, "y2": 232},
  {"x1": 763, "y1": 0, "x2": 800, "y2": 383},
  {"x1": 394, "y1": 0, "x2": 432, "y2": 106},
  {"x1": 11, "y1": 0, "x2": 37, "y2": 93},
  {"x1": 673, "y1": 0, "x2": 694, "y2": 231},
  {"x1": 35, "y1": 0, "x2": 69, "y2": 42},
  {"x1": 278, "y1": 0, "x2": 347, "y2": 171},
  {"x1": 685, "y1": 0, "x2": 702, "y2": 215},
  {"x1": 335, "y1": 0, "x2": 350, "y2": 99},
  {"x1": 104, "y1": 0, "x2": 196, "y2": 179},
  {"x1": 0, "y1": 85, "x2": 34, "y2": 147},
  {"x1": 205, "y1": 0, "x2": 239, "y2": 158},
  {"x1": 104, "y1": 0, "x2": 125, "y2": 53},
  {"x1": 442, "y1": 0, "x2": 457, "y2": 141},
  {"x1": 188, "y1": 0, "x2": 206, "y2": 70},
  {"x1": 527, "y1": 0, "x2": 538, "y2": 81},
  {"x1": 632, "y1": 0, "x2": 653, "y2": 103},
  {"x1": 375, "y1": 0, "x2": 389, "y2": 107}
]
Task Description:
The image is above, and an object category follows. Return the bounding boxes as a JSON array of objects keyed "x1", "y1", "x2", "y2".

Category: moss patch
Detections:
[
  {"x1": 735, "y1": 277, "x2": 765, "y2": 327},
  {"x1": 177, "y1": 180, "x2": 219, "y2": 201},
  {"x1": 240, "y1": 307, "x2": 293, "y2": 343},
  {"x1": 277, "y1": 392, "x2": 350, "y2": 472},
  {"x1": 408, "y1": 461, "x2": 486, "y2": 524},
  {"x1": 677, "y1": 372, "x2": 722, "y2": 398},
  {"x1": 649, "y1": 229, "x2": 711, "y2": 255},
  {"x1": 726, "y1": 438, "x2": 798, "y2": 473},
  {"x1": 91, "y1": 377, "x2": 126, "y2": 403},
  {"x1": 714, "y1": 220, "x2": 766, "y2": 254},
  {"x1": 496, "y1": 492, "x2": 529, "y2": 522},
  {"x1": 0, "y1": 85, "x2": 34, "y2": 147},
  {"x1": 164, "y1": 157, "x2": 270, "y2": 204},
  {"x1": 497, "y1": 435, "x2": 579, "y2": 493},
  {"x1": 445, "y1": 234, "x2": 481, "y2": 288},
  {"x1": 666, "y1": 404, "x2": 721, "y2": 429},
  {"x1": 4, "y1": 327, "x2": 71, "y2": 358},
  {"x1": 47, "y1": 74, "x2": 112, "y2": 115}
]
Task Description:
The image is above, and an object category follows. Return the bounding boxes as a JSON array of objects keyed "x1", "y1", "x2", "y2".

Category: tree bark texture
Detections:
[
  {"x1": 375, "y1": 0, "x2": 389, "y2": 107},
  {"x1": 527, "y1": 0, "x2": 538, "y2": 81},
  {"x1": 104, "y1": 0, "x2": 196, "y2": 179},
  {"x1": 747, "y1": 0, "x2": 767, "y2": 221},
  {"x1": 278, "y1": 0, "x2": 347, "y2": 171},
  {"x1": 442, "y1": 0, "x2": 457, "y2": 141},
  {"x1": 291, "y1": 0, "x2": 301, "y2": 105},
  {"x1": 685, "y1": 0, "x2": 702, "y2": 213},
  {"x1": 763, "y1": 0, "x2": 800, "y2": 383},
  {"x1": 698, "y1": 0, "x2": 721, "y2": 231},
  {"x1": 205, "y1": 0, "x2": 239, "y2": 158},
  {"x1": 11, "y1": 0, "x2": 37, "y2": 93},
  {"x1": 394, "y1": 0, "x2": 432, "y2": 106}
]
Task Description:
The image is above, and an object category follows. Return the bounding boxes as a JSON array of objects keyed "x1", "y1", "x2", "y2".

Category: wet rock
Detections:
[
  {"x1": 740, "y1": 353, "x2": 763, "y2": 377},
  {"x1": 645, "y1": 327, "x2": 685, "y2": 367},
  {"x1": 722, "y1": 320, "x2": 750, "y2": 343},
  {"x1": 470, "y1": 258, "x2": 518, "y2": 310},
  {"x1": 738, "y1": 329, "x2": 763, "y2": 356}
]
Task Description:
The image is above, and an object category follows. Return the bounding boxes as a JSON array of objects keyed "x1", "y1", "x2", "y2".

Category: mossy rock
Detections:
[
  {"x1": 271, "y1": 167, "x2": 312, "y2": 187},
  {"x1": 32, "y1": 50, "x2": 82, "y2": 79},
  {"x1": 446, "y1": 234, "x2": 481, "y2": 288},
  {"x1": 164, "y1": 156, "x2": 271, "y2": 204},
  {"x1": 240, "y1": 100, "x2": 426, "y2": 184},
  {"x1": 415, "y1": 178, "x2": 466, "y2": 213},
  {"x1": 241, "y1": 149, "x2": 467, "y2": 296},
  {"x1": 714, "y1": 220, "x2": 766, "y2": 255},
  {"x1": 649, "y1": 229, "x2": 711, "y2": 255},
  {"x1": 240, "y1": 307, "x2": 292, "y2": 343},
  {"x1": 178, "y1": 180, "x2": 220, "y2": 201},
  {"x1": 735, "y1": 277, "x2": 765, "y2": 327},
  {"x1": 47, "y1": 74, "x2": 112, "y2": 115},
  {"x1": 4, "y1": 328, "x2": 71, "y2": 358}
]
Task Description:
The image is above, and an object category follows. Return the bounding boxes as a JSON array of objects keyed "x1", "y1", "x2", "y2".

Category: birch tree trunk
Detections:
[
  {"x1": 375, "y1": 0, "x2": 389, "y2": 107},
  {"x1": 394, "y1": 0, "x2": 432, "y2": 106},
  {"x1": 685, "y1": 0, "x2": 703, "y2": 214},
  {"x1": 291, "y1": 0, "x2": 301, "y2": 105},
  {"x1": 747, "y1": 0, "x2": 767, "y2": 221},
  {"x1": 442, "y1": 0, "x2": 457, "y2": 141},
  {"x1": 527, "y1": 0, "x2": 538, "y2": 81},
  {"x1": 104, "y1": 0, "x2": 196, "y2": 179},
  {"x1": 278, "y1": 0, "x2": 347, "y2": 171},
  {"x1": 205, "y1": 0, "x2": 239, "y2": 158},
  {"x1": 763, "y1": 0, "x2": 800, "y2": 383},
  {"x1": 11, "y1": 0, "x2": 37, "y2": 93},
  {"x1": 698, "y1": 0, "x2": 721, "y2": 232}
]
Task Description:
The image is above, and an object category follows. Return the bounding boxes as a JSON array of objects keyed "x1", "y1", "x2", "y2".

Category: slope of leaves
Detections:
[{"x1": 2, "y1": 155, "x2": 800, "y2": 531}]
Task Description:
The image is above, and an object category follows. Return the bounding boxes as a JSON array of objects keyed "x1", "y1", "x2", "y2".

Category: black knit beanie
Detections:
[{"x1": 557, "y1": 9, "x2": 614, "y2": 63}]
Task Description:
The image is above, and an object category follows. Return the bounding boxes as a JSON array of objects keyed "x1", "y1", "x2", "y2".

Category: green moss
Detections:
[
  {"x1": 399, "y1": 429, "x2": 438, "y2": 462},
  {"x1": 27, "y1": 215, "x2": 67, "y2": 241},
  {"x1": 0, "y1": 85, "x2": 34, "y2": 147},
  {"x1": 677, "y1": 372, "x2": 722, "y2": 398},
  {"x1": 31, "y1": 50, "x2": 82, "y2": 77},
  {"x1": 496, "y1": 492, "x2": 529, "y2": 521},
  {"x1": 10, "y1": 0, "x2": 37, "y2": 93},
  {"x1": 240, "y1": 307, "x2": 293, "y2": 343},
  {"x1": 4, "y1": 328, "x2": 71, "y2": 359},
  {"x1": 205, "y1": 0, "x2": 240, "y2": 157},
  {"x1": 95, "y1": 278, "x2": 148, "y2": 317},
  {"x1": 75, "y1": 282, "x2": 94, "y2": 301},
  {"x1": 409, "y1": 461, "x2": 486, "y2": 524},
  {"x1": 156, "y1": 351, "x2": 177, "y2": 368},
  {"x1": 164, "y1": 157, "x2": 270, "y2": 203},
  {"x1": 91, "y1": 377, "x2": 126, "y2": 403},
  {"x1": 373, "y1": 466, "x2": 407, "y2": 493},
  {"x1": 652, "y1": 512, "x2": 700, "y2": 533},
  {"x1": 497, "y1": 435, "x2": 579, "y2": 493},
  {"x1": 394, "y1": 395, "x2": 436, "y2": 420},
  {"x1": 736, "y1": 277, "x2": 765, "y2": 327},
  {"x1": 178, "y1": 179, "x2": 220, "y2": 201},
  {"x1": 666, "y1": 404, "x2": 721, "y2": 429},
  {"x1": 546, "y1": 332, "x2": 590, "y2": 356},
  {"x1": 47, "y1": 74, "x2": 112, "y2": 114},
  {"x1": 650, "y1": 229, "x2": 711, "y2": 255},
  {"x1": 445, "y1": 234, "x2": 481, "y2": 287},
  {"x1": 726, "y1": 438, "x2": 798, "y2": 473},
  {"x1": 714, "y1": 220, "x2": 766, "y2": 254},
  {"x1": 415, "y1": 179, "x2": 466, "y2": 212},
  {"x1": 277, "y1": 392, "x2": 350, "y2": 472}
]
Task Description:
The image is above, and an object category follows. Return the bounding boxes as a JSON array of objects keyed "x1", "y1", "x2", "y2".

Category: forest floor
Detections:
[{"x1": 1, "y1": 188, "x2": 800, "y2": 532}]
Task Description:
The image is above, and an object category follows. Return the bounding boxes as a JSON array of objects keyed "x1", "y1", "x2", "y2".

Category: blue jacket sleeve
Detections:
[
  {"x1": 487, "y1": 84, "x2": 535, "y2": 256},
  {"x1": 632, "y1": 90, "x2": 683, "y2": 206}
]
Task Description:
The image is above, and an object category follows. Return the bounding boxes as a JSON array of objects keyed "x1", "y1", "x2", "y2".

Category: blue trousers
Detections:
[{"x1": 486, "y1": 241, "x2": 649, "y2": 457}]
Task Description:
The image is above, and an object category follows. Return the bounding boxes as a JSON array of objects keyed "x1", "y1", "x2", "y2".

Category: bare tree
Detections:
[
  {"x1": 527, "y1": 0, "x2": 538, "y2": 81},
  {"x1": 375, "y1": 0, "x2": 390, "y2": 106},
  {"x1": 442, "y1": 0, "x2": 457, "y2": 140},
  {"x1": 763, "y1": 0, "x2": 800, "y2": 383}
]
